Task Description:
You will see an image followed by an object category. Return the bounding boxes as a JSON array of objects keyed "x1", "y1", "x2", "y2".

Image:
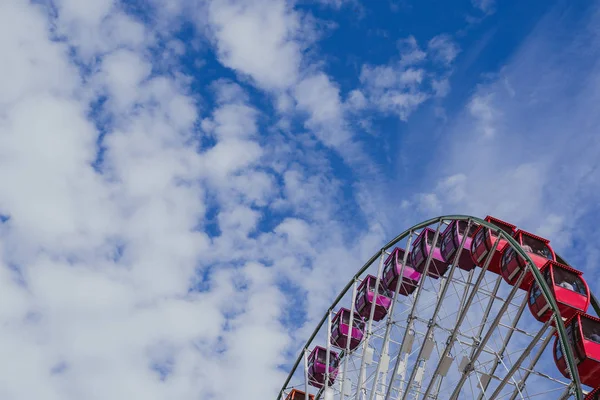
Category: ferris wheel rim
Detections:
[{"x1": 277, "y1": 214, "x2": 596, "y2": 400}]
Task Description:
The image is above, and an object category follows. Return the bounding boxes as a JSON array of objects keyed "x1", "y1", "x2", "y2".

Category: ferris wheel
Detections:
[{"x1": 277, "y1": 215, "x2": 600, "y2": 400}]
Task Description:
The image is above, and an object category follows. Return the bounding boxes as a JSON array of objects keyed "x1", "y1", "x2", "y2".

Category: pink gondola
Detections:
[
  {"x1": 330, "y1": 308, "x2": 365, "y2": 351},
  {"x1": 382, "y1": 247, "x2": 421, "y2": 296},
  {"x1": 355, "y1": 275, "x2": 392, "y2": 322},
  {"x1": 410, "y1": 228, "x2": 450, "y2": 279},
  {"x1": 307, "y1": 346, "x2": 339, "y2": 389},
  {"x1": 440, "y1": 220, "x2": 480, "y2": 271}
]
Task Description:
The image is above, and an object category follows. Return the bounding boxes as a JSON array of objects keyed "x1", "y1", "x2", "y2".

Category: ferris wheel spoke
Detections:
[
  {"x1": 507, "y1": 327, "x2": 556, "y2": 400},
  {"x1": 304, "y1": 349, "x2": 310, "y2": 398},
  {"x1": 449, "y1": 268, "x2": 528, "y2": 399},
  {"x1": 398, "y1": 219, "x2": 476, "y2": 400},
  {"x1": 355, "y1": 248, "x2": 389, "y2": 400},
  {"x1": 420, "y1": 232, "x2": 503, "y2": 399},
  {"x1": 367, "y1": 231, "x2": 416, "y2": 400},
  {"x1": 338, "y1": 279, "x2": 359, "y2": 400},
  {"x1": 477, "y1": 293, "x2": 529, "y2": 398},
  {"x1": 382, "y1": 220, "x2": 449, "y2": 400},
  {"x1": 487, "y1": 321, "x2": 552, "y2": 399},
  {"x1": 557, "y1": 384, "x2": 575, "y2": 400}
]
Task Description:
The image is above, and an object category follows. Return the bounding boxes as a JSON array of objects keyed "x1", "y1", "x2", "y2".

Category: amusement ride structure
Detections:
[{"x1": 277, "y1": 215, "x2": 600, "y2": 400}]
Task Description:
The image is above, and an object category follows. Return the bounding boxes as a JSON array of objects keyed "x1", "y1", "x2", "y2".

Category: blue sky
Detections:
[{"x1": 0, "y1": 0, "x2": 599, "y2": 398}]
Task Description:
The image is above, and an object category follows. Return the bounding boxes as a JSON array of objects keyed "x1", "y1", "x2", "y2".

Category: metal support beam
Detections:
[
  {"x1": 487, "y1": 320, "x2": 551, "y2": 399},
  {"x1": 448, "y1": 268, "x2": 528, "y2": 400},
  {"x1": 339, "y1": 280, "x2": 359, "y2": 400},
  {"x1": 476, "y1": 292, "x2": 528, "y2": 399},
  {"x1": 354, "y1": 249, "x2": 387, "y2": 400},
  {"x1": 305, "y1": 349, "x2": 310, "y2": 397},
  {"x1": 367, "y1": 231, "x2": 415, "y2": 400},
  {"x1": 421, "y1": 231, "x2": 503, "y2": 399},
  {"x1": 557, "y1": 384, "x2": 574, "y2": 400},
  {"x1": 383, "y1": 220, "x2": 445, "y2": 400},
  {"x1": 325, "y1": 311, "x2": 333, "y2": 393},
  {"x1": 507, "y1": 327, "x2": 556, "y2": 400},
  {"x1": 399, "y1": 219, "x2": 475, "y2": 400}
]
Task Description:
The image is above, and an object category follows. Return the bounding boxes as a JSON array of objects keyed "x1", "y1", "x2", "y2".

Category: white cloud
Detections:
[
  {"x1": 100, "y1": 49, "x2": 153, "y2": 110},
  {"x1": 472, "y1": 0, "x2": 496, "y2": 15},
  {"x1": 0, "y1": 1, "x2": 394, "y2": 398},
  {"x1": 294, "y1": 73, "x2": 351, "y2": 148},
  {"x1": 0, "y1": 1, "x2": 297, "y2": 399},
  {"x1": 218, "y1": 205, "x2": 260, "y2": 236},
  {"x1": 355, "y1": 35, "x2": 458, "y2": 120},
  {"x1": 468, "y1": 93, "x2": 498, "y2": 137},
  {"x1": 431, "y1": 77, "x2": 451, "y2": 98},
  {"x1": 358, "y1": 62, "x2": 429, "y2": 120},
  {"x1": 346, "y1": 89, "x2": 368, "y2": 111},
  {"x1": 204, "y1": 0, "x2": 362, "y2": 157},
  {"x1": 211, "y1": 103, "x2": 258, "y2": 140},
  {"x1": 398, "y1": 36, "x2": 427, "y2": 66},
  {"x1": 207, "y1": 0, "x2": 302, "y2": 90},
  {"x1": 362, "y1": 65, "x2": 425, "y2": 89},
  {"x1": 0, "y1": 2, "x2": 78, "y2": 106},
  {"x1": 52, "y1": 0, "x2": 148, "y2": 58},
  {"x1": 312, "y1": 0, "x2": 358, "y2": 9},
  {"x1": 427, "y1": 34, "x2": 460, "y2": 66}
]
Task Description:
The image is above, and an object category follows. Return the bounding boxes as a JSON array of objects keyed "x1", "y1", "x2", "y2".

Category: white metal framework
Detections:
[{"x1": 278, "y1": 215, "x2": 600, "y2": 400}]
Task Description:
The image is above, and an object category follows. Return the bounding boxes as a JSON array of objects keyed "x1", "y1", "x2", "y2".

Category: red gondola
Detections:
[
  {"x1": 307, "y1": 346, "x2": 339, "y2": 388},
  {"x1": 528, "y1": 261, "x2": 590, "y2": 323},
  {"x1": 330, "y1": 308, "x2": 365, "y2": 351},
  {"x1": 410, "y1": 228, "x2": 450, "y2": 279},
  {"x1": 500, "y1": 229, "x2": 555, "y2": 290},
  {"x1": 554, "y1": 313, "x2": 600, "y2": 388},
  {"x1": 285, "y1": 389, "x2": 315, "y2": 400},
  {"x1": 382, "y1": 248, "x2": 421, "y2": 296},
  {"x1": 440, "y1": 220, "x2": 480, "y2": 271},
  {"x1": 586, "y1": 387, "x2": 600, "y2": 400},
  {"x1": 355, "y1": 275, "x2": 392, "y2": 322},
  {"x1": 470, "y1": 216, "x2": 517, "y2": 275}
]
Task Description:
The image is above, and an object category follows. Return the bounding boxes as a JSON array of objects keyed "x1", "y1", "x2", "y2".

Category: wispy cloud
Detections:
[
  {"x1": 471, "y1": 0, "x2": 496, "y2": 15},
  {"x1": 428, "y1": 34, "x2": 461, "y2": 66},
  {"x1": 352, "y1": 34, "x2": 459, "y2": 120},
  {"x1": 404, "y1": 2, "x2": 600, "y2": 270}
]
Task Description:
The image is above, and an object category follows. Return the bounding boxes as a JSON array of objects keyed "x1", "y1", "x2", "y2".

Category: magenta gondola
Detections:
[
  {"x1": 470, "y1": 216, "x2": 517, "y2": 275},
  {"x1": 307, "y1": 346, "x2": 339, "y2": 388},
  {"x1": 354, "y1": 275, "x2": 392, "y2": 322},
  {"x1": 382, "y1": 247, "x2": 421, "y2": 296},
  {"x1": 528, "y1": 261, "x2": 590, "y2": 324},
  {"x1": 440, "y1": 220, "x2": 480, "y2": 271},
  {"x1": 330, "y1": 308, "x2": 365, "y2": 351},
  {"x1": 410, "y1": 228, "x2": 449, "y2": 279},
  {"x1": 554, "y1": 312, "x2": 600, "y2": 388}
]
